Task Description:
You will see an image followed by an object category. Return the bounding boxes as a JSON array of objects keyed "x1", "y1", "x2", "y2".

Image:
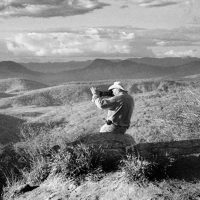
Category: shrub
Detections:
[
  {"x1": 2, "y1": 135, "x2": 106, "y2": 197},
  {"x1": 122, "y1": 156, "x2": 154, "y2": 185},
  {"x1": 21, "y1": 157, "x2": 51, "y2": 185},
  {"x1": 50, "y1": 144, "x2": 105, "y2": 182},
  {"x1": 122, "y1": 155, "x2": 173, "y2": 185}
]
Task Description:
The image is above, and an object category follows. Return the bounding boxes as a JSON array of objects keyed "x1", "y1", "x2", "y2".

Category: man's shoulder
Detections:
[
  {"x1": 107, "y1": 93, "x2": 133, "y2": 101},
  {"x1": 115, "y1": 93, "x2": 133, "y2": 101},
  {"x1": 127, "y1": 93, "x2": 134, "y2": 99},
  {"x1": 121, "y1": 93, "x2": 133, "y2": 98},
  {"x1": 121, "y1": 94, "x2": 134, "y2": 104}
]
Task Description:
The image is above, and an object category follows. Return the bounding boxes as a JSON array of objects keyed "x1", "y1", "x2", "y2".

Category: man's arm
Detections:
[
  {"x1": 90, "y1": 87, "x2": 118, "y2": 110},
  {"x1": 94, "y1": 97, "x2": 118, "y2": 110}
]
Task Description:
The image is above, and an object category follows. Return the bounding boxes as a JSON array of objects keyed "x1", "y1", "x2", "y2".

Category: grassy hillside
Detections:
[
  {"x1": 1, "y1": 78, "x2": 200, "y2": 199},
  {"x1": 0, "y1": 78, "x2": 48, "y2": 94},
  {"x1": 0, "y1": 79, "x2": 188, "y2": 109},
  {"x1": 0, "y1": 78, "x2": 198, "y2": 145}
]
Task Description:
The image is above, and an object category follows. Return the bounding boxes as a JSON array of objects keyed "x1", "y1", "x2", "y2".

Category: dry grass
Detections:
[
  {"x1": 127, "y1": 86, "x2": 200, "y2": 143},
  {"x1": 1, "y1": 78, "x2": 200, "y2": 199}
]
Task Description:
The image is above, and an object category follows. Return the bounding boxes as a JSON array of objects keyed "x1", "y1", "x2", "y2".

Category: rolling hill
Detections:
[
  {"x1": 0, "y1": 83, "x2": 92, "y2": 108},
  {"x1": 1, "y1": 76, "x2": 200, "y2": 200},
  {"x1": 0, "y1": 78, "x2": 48, "y2": 93},
  {"x1": 0, "y1": 79, "x2": 188, "y2": 109}
]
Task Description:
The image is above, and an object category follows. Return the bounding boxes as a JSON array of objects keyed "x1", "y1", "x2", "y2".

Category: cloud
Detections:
[
  {"x1": 156, "y1": 41, "x2": 169, "y2": 46},
  {"x1": 6, "y1": 26, "x2": 200, "y2": 61},
  {"x1": 6, "y1": 28, "x2": 142, "y2": 58},
  {"x1": 142, "y1": 27, "x2": 200, "y2": 47},
  {"x1": 137, "y1": 0, "x2": 177, "y2": 7},
  {"x1": 0, "y1": 40, "x2": 10, "y2": 60},
  {"x1": 0, "y1": 0, "x2": 108, "y2": 18},
  {"x1": 188, "y1": 1, "x2": 200, "y2": 25},
  {"x1": 164, "y1": 49, "x2": 197, "y2": 57},
  {"x1": 133, "y1": 0, "x2": 192, "y2": 7}
]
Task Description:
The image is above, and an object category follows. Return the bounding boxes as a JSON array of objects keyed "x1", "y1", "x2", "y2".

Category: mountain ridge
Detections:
[
  {"x1": 1, "y1": 58, "x2": 200, "y2": 84},
  {"x1": 51, "y1": 58, "x2": 200, "y2": 82},
  {"x1": 0, "y1": 61, "x2": 40, "y2": 74}
]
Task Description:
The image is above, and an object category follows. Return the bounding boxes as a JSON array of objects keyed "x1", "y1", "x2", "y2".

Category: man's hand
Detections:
[
  {"x1": 90, "y1": 87, "x2": 100, "y2": 102},
  {"x1": 90, "y1": 87, "x2": 99, "y2": 96}
]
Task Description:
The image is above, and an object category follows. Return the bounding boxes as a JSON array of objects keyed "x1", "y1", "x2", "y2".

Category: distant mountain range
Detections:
[
  {"x1": 1, "y1": 57, "x2": 200, "y2": 84},
  {"x1": 0, "y1": 61, "x2": 39, "y2": 75},
  {"x1": 22, "y1": 60, "x2": 92, "y2": 73},
  {"x1": 0, "y1": 61, "x2": 42, "y2": 81},
  {"x1": 127, "y1": 57, "x2": 199, "y2": 67}
]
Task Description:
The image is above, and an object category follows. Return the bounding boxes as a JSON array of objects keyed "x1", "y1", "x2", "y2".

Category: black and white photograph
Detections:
[{"x1": 1, "y1": 0, "x2": 200, "y2": 199}]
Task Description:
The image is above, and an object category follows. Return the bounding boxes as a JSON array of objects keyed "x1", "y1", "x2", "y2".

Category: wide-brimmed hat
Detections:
[{"x1": 108, "y1": 81, "x2": 126, "y2": 91}]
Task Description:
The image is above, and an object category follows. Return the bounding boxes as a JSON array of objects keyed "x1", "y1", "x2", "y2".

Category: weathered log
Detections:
[
  {"x1": 72, "y1": 132, "x2": 136, "y2": 170},
  {"x1": 133, "y1": 139, "x2": 200, "y2": 160},
  {"x1": 73, "y1": 133, "x2": 200, "y2": 163}
]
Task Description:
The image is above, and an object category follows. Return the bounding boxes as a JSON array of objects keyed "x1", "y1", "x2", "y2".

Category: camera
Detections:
[
  {"x1": 90, "y1": 87, "x2": 114, "y2": 98},
  {"x1": 99, "y1": 90, "x2": 114, "y2": 97}
]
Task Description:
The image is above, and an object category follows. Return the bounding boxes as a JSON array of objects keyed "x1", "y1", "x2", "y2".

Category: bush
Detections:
[
  {"x1": 21, "y1": 157, "x2": 51, "y2": 185},
  {"x1": 50, "y1": 144, "x2": 105, "y2": 182},
  {"x1": 2, "y1": 137, "x2": 106, "y2": 198},
  {"x1": 122, "y1": 157, "x2": 153, "y2": 185},
  {"x1": 122, "y1": 156, "x2": 173, "y2": 185}
]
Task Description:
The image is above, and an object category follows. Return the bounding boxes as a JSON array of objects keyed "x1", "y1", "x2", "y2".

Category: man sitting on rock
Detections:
[{"x1": 90, "y1": 81, "x2": 134, "y2": 134}]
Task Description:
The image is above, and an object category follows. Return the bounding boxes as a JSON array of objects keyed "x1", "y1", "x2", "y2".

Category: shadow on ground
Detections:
[
  {"x1": 134, "y1": 139, "x2": 200, "y2": 181},
  {"x1": 167, "y1": 155, "x2": 200, "y2": 181}
]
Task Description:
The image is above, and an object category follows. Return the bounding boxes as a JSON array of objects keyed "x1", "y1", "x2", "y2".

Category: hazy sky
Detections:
[{"x1": 0, "y1": 0, "x2": 200, "y2": 62}]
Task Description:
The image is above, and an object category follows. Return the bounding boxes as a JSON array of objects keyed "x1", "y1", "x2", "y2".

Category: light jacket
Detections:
[{"x1": 93, "y1": 93, "x2": 134, "y2": 127}]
